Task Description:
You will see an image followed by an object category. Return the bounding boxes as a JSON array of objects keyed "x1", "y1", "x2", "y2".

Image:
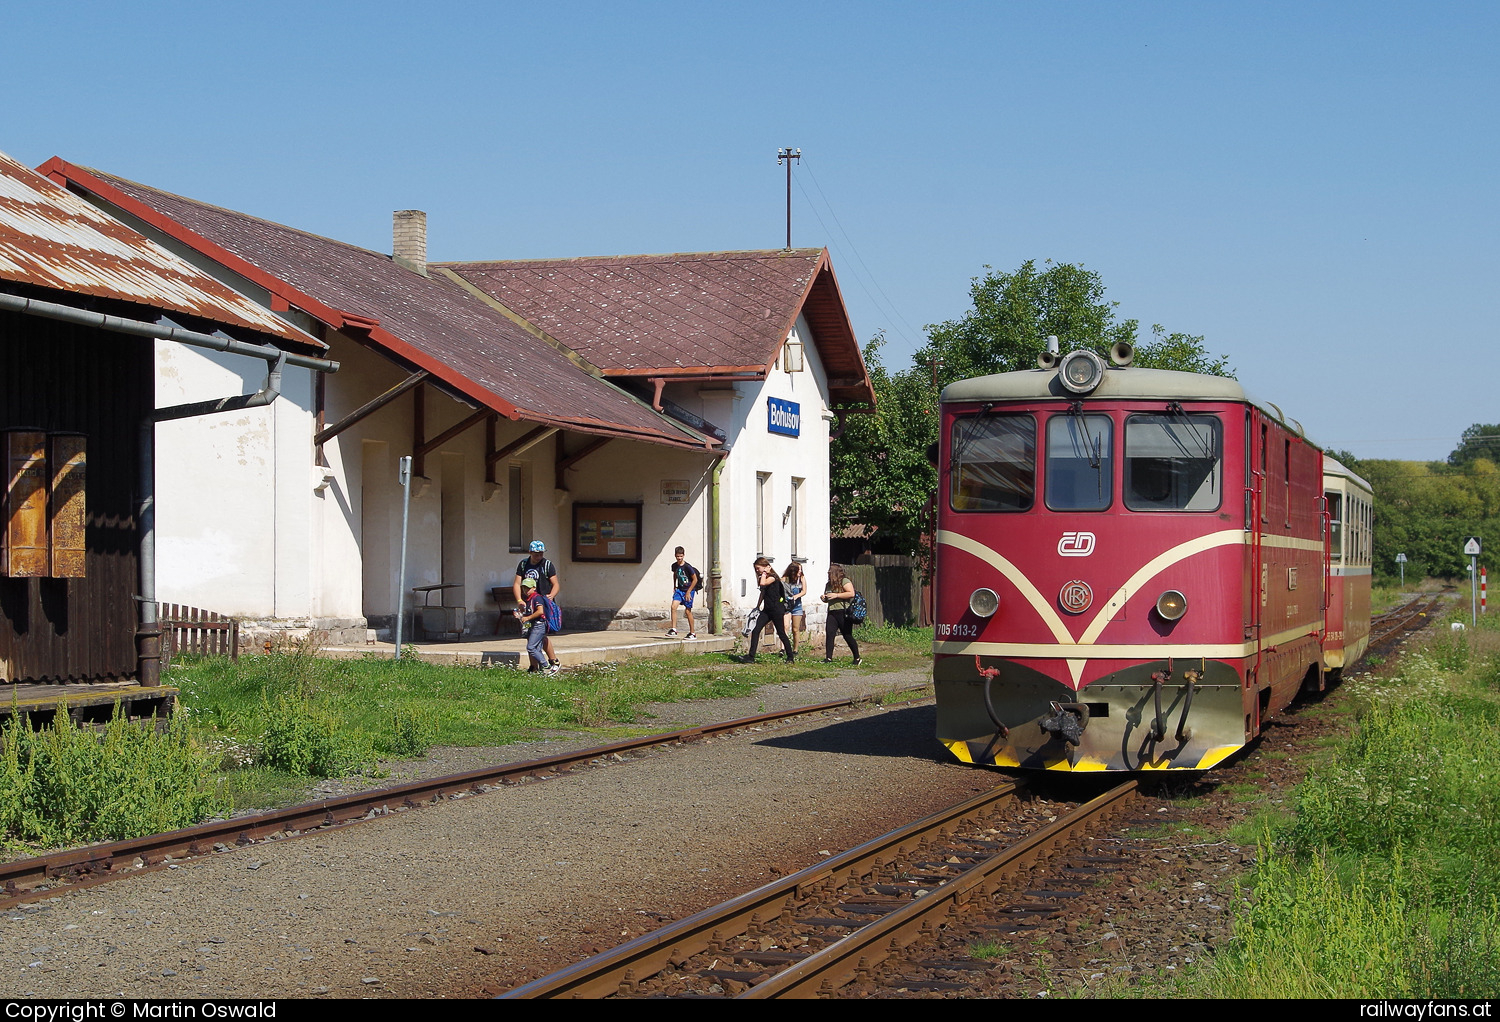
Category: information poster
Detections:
[{"x1": 573, "y1": 502, "x2": 643, "y2": 563}]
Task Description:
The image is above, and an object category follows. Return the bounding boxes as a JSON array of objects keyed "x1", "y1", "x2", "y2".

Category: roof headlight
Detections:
[
  {"x1": 1155, "y1": 590, "x2": 1188, "y2": 621},
  {"x1": 969, "y1": 588, "x2": 1000, "y2": 618},
  {"x1": 1058, "y1": 350, "x2": 1105, "y2": 394}
]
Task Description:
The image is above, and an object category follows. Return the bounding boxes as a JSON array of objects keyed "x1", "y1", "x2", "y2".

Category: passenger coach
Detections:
[{"x1": 933, "y1": 345, "x2": 1367, "y2": 771}]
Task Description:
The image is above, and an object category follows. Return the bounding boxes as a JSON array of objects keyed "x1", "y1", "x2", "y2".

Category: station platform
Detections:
[
  {"x1": 318, "y1": 629, "x2": 737, "y2": 669},
  {"x1": 1, "y1": 682, "x2": 176, "y2": 725}
]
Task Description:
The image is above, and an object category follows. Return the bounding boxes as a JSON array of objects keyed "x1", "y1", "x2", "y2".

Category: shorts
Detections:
[{"x1": 673, "y1": 588, "x2": 696, "y2": 609}]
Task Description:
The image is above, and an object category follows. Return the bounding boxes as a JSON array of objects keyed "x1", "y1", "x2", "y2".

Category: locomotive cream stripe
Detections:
[
  {"x1": 936, "y1": 528, "x2": 1323, "y2": 683},
  {"x1": 933, "y1": 619, "x2": 1318, "y2": 661}
]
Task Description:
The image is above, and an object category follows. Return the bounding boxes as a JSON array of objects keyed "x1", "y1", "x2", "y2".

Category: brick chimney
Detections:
[{"x1": 393, "y1": 210, "x2": 427, "y2": 276}]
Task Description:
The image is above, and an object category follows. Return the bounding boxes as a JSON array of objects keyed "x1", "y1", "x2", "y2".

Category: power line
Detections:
[{"x1": 789, "y1": 163, "x2": 921, "y2": 354}]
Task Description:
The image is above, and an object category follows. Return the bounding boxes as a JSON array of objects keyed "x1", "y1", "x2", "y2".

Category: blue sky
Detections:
[{"x1": 4, "y1": 1, "x2": 1494, "y2": 461}]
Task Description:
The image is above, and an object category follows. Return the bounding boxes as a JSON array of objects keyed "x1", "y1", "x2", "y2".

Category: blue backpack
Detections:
[
  {"x1": 849, "y1": 590, "x2": 868, "y2": 624},
  {"x1": 541, "y1": 595, "x2": 562, "y2": 634}
]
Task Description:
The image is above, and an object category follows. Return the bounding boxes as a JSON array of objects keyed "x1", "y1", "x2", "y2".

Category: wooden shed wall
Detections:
[{"x1": 0, "y1": 308, "x2": 151, "y2": 684}]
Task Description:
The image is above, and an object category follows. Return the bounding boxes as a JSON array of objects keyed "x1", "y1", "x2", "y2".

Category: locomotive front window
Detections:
[
  {"x1": 1046, "y1": 413, "x2": 1113, "y2": 511},
  {"x1": 951, "y1": 414, "x2": 1035, "y2": 512},
  {"x1": 1124, "y1": 413, "x2": 1222, "y2": 511}
]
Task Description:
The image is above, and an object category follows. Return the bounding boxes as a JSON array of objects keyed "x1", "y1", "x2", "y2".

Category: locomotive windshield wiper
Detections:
[
  {"x1": 1163, "y1": 401, "x2": 1216, "y2": 460},
  {"x1": 949, "y1": 403, "x2": 995, "y2": 473}
]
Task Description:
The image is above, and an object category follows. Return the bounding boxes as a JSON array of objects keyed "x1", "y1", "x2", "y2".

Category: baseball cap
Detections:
[
  {"x1": 521, "y1": 578, "x2": 538, "y2": 590},
  {"x1": 529, "y1": 540, "x2": 546, "y2": 553}
]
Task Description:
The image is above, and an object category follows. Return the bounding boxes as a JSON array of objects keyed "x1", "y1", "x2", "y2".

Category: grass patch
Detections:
[
  {"x1": 165, "y1": 626, "x2": 935, "y2": 807},
  {"x1": 968, "y1": 937, "x2": 1007, "y2": 961},
  {"x1": 1181, "y1": 610, "x2": 1500, "y2": 998}
]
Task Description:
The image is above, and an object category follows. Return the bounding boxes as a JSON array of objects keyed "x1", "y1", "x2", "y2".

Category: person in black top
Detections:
[
  {"x1": 743, "y1": 556, "x2": 793, "y2": 663},
  {"x1": 666, "y1": 546, "x2": 700, "y2": 638},
  {"x1": 512, "y1": 540, "x2": 561, "y2": 667}
]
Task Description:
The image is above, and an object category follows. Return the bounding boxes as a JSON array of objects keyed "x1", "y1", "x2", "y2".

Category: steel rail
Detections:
[
  {"x1": 0, "y1": 689, "x2": 925, "y2": 907},
  {"x1": 500, "y1": 780, "x2": 1026, "y2": 999},
  {"x1": 741, "y1": 779, "x2": 1138, "y2": 998}
]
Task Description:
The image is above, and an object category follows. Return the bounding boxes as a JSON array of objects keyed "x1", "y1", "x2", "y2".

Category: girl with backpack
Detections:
[
  {"x1": 820, "y1": 563, "x2": 861, "y2": 665},
  {"x1": 742, "y1": 557, "x2": 794, "y2": 663}
]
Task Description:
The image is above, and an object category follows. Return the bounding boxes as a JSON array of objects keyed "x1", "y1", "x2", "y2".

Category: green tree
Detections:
[
  {"x1": 1448, "y1": 423, "x2": 1500, "y2": 467},
  {"x1": 830, "y1": 260, "x2": 1233, "y2": 559},
  {"x1": 915, "y1": 260, "x2": 1233, "y2": 385},
  {"x1": 828, "y1": 334, "x2": 938, "y2": 558}
]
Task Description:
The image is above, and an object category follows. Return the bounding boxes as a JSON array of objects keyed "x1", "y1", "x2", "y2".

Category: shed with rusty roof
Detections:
[{"x1": 0, "y1": 147, "x2": 328, "y2": 698}]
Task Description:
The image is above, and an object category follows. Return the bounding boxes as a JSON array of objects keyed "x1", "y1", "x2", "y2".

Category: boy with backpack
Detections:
[
  {"x1": 666, "y1": 546, "x2": 701, "y2": 639},
  {"x1": 517, "y1": 578, "x2": 556, "y2": 673}
]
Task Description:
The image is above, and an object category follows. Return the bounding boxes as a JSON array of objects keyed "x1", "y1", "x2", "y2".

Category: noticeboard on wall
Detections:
[{"x1": 572, "y1": 502, "x2": 643, "y2": 563}]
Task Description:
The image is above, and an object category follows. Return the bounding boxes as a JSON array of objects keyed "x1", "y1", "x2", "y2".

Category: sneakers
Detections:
[
  {"x1": 822, "y1": 657, "x2": 835, "y2": 663},
  {"x1": 685, "y1": 632, "x2": 697, "y2": 639},
  {"x1": 547, "y1": 663, "x2": 561, "y2": 675},
  {"x1": 852, "y1": 657, "x2": 862, "y2": 666},
  {"x1": 666, "y1": 628, "x2": 679, "y2": 636}
]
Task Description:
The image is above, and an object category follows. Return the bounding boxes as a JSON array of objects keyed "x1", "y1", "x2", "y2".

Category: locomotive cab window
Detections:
[
  {"x1": 1045, "y1": 413, "x2": 1112, "y2": 511},
  {"x1": 951, "y1": 414, "x2": 1035, "y2": 512},
  {"x1": 1124, "y1": 413, "x2": 1222, "y2": 511}
]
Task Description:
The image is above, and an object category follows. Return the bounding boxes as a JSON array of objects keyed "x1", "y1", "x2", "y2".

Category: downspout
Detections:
[
  {"x1": 139, "y1": 350, "x2": 287, "y2": 687},
  {"x1": 709, "y1": 456, "x2": 725, "y2": 635}
]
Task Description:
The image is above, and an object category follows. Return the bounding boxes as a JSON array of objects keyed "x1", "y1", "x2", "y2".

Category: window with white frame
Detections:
[{"x1": 756, "y1": 471, "x2": 771, "y2": 556}]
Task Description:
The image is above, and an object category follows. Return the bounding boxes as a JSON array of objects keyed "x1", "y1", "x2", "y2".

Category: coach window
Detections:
[
  {"x1": 1325, "y1": 491, "x2": 1343, "y2": 561},
  {"x1": 1124, "y1": 413, "x2": 1223, "y2": 511},
  {"x1": 951, "y1": 414, "x2": 1035, "y2": 512},
  {"x1": 1045, "y1": 413, "x2": 1112, "y2": 511}
]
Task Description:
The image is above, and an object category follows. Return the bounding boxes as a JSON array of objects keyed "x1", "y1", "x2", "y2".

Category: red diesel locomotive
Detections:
[{"x1": 933, "y1": 345, "x2": 1372, "y2": 771}]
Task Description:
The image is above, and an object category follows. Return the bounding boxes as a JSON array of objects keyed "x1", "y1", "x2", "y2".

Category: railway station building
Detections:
[{"x1": 39, "y1": 158, "x2": 874, "y2": 645}]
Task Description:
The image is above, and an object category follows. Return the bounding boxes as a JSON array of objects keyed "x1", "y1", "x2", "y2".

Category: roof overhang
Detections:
[{"x1": 41, "y1": 158, "x2": 714, "y2": 453}]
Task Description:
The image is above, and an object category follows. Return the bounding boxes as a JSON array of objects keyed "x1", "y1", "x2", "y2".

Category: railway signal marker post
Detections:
[{"x1": 1465, "y1": 537, "x2": 1482, "y2": 627}]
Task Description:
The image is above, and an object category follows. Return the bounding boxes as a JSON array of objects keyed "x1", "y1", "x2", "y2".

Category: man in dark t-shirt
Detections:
[
  {"x1": 512, "y1": 540, "x2": 561, "y2": 666},
  {"x1": 666, "y1": 546, "x2": 699, "y2": 639}
]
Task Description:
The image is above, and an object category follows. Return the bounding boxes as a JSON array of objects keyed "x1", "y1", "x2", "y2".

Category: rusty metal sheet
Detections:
[{"x1": 0, "y1": 149, "x2": 315, "y2": 347}]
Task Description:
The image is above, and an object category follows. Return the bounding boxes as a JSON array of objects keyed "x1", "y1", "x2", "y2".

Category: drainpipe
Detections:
[
  {"x1": 139, "y1": 350, "x2": 288, "y2": 687},
  {"x1": 709, "y1": 456, "x2": 725, "y2": 634}
]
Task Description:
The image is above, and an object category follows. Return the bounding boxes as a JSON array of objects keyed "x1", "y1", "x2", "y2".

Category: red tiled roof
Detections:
[
  {"x1": 440, "y1": 250, "x2": 875, "y2": 406},
  {"x1": 42, "y1": 161, "x2": 713, "y2": 451},
  {"x1": 0, "y1": 149, "x2": 316, "y2": 348}
]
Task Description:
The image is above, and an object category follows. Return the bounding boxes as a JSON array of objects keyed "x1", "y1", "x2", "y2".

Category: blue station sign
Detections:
[{"x1": 767, "y1": 397, "x2": 801, "y2": 437}]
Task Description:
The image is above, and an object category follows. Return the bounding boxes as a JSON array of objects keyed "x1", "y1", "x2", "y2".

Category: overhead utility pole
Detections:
[{"x1": 777, "y1": 147, "x2": 801, "y2": 249}]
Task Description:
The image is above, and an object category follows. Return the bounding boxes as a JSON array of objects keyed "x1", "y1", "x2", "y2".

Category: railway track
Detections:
[
  {"x1": 503, "y1": 779, "x2": 1138, "y2": 998},
  {"x1": 0, "y1": 689, "x2": 926, "y2": 910},
  {"x1": 1367, "y1": 592, "x2": 1448, "y2": 651}
]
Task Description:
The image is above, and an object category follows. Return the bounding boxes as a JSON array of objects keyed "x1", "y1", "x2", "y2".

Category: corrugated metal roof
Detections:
[{"x1": 0, "y1": 149, "x2": 316, "y2": 347}]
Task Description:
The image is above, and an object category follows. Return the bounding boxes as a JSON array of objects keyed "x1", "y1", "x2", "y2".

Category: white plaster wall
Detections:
[
  {"x1": 717, "y1": 315, "x2": 834, "y2": 627},
  {"x1": 154, "y1": 339, "x2": 310, "y2": 619}
]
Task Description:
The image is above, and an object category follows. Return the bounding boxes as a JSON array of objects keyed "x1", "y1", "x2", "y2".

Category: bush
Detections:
[
  {"x1": 0, "y1": 705, "x2": 227, "y2": 848},
  {"x1": 383, "y1": 706, "x2": 437, "y2": 758},
  {"x1": 258, "y1": 692, "x2": 368, "y2": 777}
]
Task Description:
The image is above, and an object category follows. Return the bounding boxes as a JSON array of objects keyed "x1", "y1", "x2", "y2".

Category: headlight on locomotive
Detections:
[
  {"x1": 1058, "y1": 349, "x2": 1105, "y2": 394},
  {"x1": 969, "y1": 588, "x2": 1000, "y2": 618},
  {"x1": 1155, "y1": 589, "x2": 1188, "y2": 621}
]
